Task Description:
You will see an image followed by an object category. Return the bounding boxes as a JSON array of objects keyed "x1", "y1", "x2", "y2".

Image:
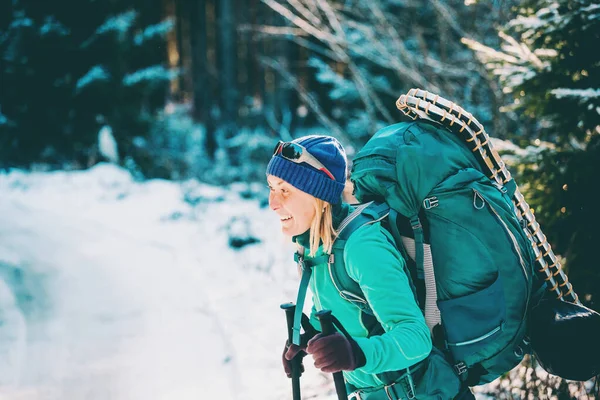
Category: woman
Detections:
[{"x1": 267, "y1": 135, "x2": 467, "y2": 399}]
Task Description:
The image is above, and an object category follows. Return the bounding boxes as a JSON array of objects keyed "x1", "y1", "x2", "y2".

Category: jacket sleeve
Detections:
[{"x1": 344, "y1": 222, "x2": 432, "y2": 374}]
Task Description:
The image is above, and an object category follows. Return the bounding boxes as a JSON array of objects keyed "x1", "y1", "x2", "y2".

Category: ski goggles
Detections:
[{"x1": 273, "y1": 141, "x2": 336, "y2": 180}]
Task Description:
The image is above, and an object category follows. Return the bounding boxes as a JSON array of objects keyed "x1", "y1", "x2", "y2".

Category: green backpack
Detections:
[{"x1": 329, "y1": 120, "x2": 543, "y2": 386}]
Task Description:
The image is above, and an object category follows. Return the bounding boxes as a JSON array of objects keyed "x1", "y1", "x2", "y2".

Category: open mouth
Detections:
[{"x1": 280, "y1": 215, "x2": 293, "y2": 222}]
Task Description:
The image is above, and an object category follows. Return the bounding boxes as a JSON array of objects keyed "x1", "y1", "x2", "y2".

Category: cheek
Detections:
[{"x1": 296, "y1": 204, "x2": 316, "y2": 230}]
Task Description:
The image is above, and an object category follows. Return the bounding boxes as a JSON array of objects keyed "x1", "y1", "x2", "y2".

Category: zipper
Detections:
[
  {"x1": 473, "y1": 189, "x2": 529, "y2": 284},
  {"x1": 448, "y1": 325, "x2": 503, "y2": 347}
]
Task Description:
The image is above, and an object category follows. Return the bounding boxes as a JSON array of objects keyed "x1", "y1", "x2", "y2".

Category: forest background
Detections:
[{"x1": 1, "y1": 0, "x2": 599, "y2": 397}]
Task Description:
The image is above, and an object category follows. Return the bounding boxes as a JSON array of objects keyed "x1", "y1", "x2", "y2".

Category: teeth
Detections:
[{"x1": 280, "y1": 216, "x2": 292, "y2": 221}]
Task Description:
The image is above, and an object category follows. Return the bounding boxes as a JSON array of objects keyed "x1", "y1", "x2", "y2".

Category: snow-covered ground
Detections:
[
  {"x1": 1, "y1": 164, "x2": 589, "y2": 400},
  {"x1": 0, "y1": 164, "x2": 335, "y2": 400}
]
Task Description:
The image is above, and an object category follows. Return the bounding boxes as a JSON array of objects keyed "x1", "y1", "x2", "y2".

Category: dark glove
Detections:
[
  {"x1": 282, "y1": 318, "x2": 320, "y2": 378},
  {"x1": 306, "y1": 332, "x2": 366, "y2": 373},
  {"x1": 282, "y1": 342, "x2": 306, "y2": 378}
]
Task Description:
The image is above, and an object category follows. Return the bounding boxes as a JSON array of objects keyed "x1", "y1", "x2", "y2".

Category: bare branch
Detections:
[
  {"x1": 430, "y1": 0, "x2": 468, "y2": 39},
  {"x1": 259, "y1": 56, "x2": 351, "y2": 144},
  {"x1": 260, "y1": 0, "x2": 340, "y2": 46},
  {"x1": 265, "y1": 106, "x2": 294, "y2": 141},
  {"x1": 303, "y1": 0, "x2": 323, "y2": 23},
  {"x1": 347, "y1": 62, "x2": 395, "y2": 124},
  {"x1": 462, "y1": 37, "x2": 520, "y2": 64},
  {"x1": 238, "y1": 23, "x2": 308, "y2": 37},
  {"x1": 292, "y1": 36, "x2": 342, "y2": 61},
  {"x1": 315, "y1": 0, "x2": 346, "y2": 40},
  {"x1": 366, "y1": 0, "x2": 417, "y2": 71},
  {"x1": 287, "y1": 0, "x2": 323, "y2": 27},
  {"x1": 344, "y1": 20, "x2": 439, "y2": 91}
]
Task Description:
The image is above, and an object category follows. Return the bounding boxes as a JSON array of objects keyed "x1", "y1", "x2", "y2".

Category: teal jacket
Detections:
[{"x1": 294, "y1": 203, "x2": 432, "y2": 389}]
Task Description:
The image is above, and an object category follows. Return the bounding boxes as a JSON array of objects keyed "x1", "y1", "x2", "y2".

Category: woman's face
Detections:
[{"x1": 267, "y1": 175, "x2": 316, "y2": 236}]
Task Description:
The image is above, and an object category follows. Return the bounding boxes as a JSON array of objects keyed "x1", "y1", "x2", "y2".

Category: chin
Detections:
[
  {"x1": 282, "y1": 227, "x2": 297, "y2": 236},
  {"x1": 281, "y1": 225, "x2": 305, "y2": 237}
]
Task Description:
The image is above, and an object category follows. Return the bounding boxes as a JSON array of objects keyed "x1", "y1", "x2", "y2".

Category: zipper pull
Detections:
[{"x1": 473, "y1": 190, "x2": 486, "y2": 210}]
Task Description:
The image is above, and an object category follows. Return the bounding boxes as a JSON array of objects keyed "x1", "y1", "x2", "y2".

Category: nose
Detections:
[{"x1": 269, "y1": 191, "x2": 281, "y2": 210}]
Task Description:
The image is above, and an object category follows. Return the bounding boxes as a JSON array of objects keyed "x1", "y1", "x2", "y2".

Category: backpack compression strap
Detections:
[{"x1": 389, "y1": 209, "x2": 442, "y2": 334}]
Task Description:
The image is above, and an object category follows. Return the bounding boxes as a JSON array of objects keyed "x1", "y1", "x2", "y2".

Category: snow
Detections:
[
  {"x1": 0, "y1": 109, "x2": 7, "y2": 126},
  {"x1": 96, "y1": 11, "x2": 137, "y2": 36},
  {"x1": 0, "y1": 164, "x2": 337, "y2": 400},
  {"x1": 551, "y1": 88, "x2": 600, "y2": 100},
  {"x1": 134, "y1": 20, "x2": 174, "y2": 46},
  {"x1": 98, "y1": 126, "x2": 119, "y2": 163},
  {"x1": 507, "y1": 15, "x2": 545, "y2": 31},
  {"x1": 39, "y1": 16, "x2": 70, "y2": 36},
  {"x1": 75, "y1": 66, "x2": 110, "y2": 92},
  {"x1": 582, "y1": 3, "x2": 600, "y2": 14},
  {"x1": 123, "y1": 65, "x2": 179, "y2": 86},
  {"x1": 10, "y1": 12, "x2": 33, "y2": 29}
]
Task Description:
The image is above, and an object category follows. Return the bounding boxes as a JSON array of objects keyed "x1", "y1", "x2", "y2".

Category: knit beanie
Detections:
[{"x1": 266, "y1": 135, "x2": 347, "y2": 204}]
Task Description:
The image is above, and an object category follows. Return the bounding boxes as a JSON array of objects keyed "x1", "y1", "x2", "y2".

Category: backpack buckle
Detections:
[
  {"x1": 295, "y1": 253, "x2": 305, "y2": 270},
  {"x1": 454, "y1": 361, "x2": 468, "y2": 376},
  {"x1": 348, "y1": 391, "x2": 363, "y2": 400},
  {"x1": 492, "y1": 181, "x2": 508, "y2": 193},
  {"x1": 423, "y1": 196, "x2": 439, "y2": 210}
]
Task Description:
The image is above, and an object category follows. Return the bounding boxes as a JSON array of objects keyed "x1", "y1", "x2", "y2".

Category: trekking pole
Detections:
[
  {"x1": 315, "y1": 309, "x2": 348, "y2": 400},
  {"x1": 281, "y1": 303, "x2": 301, "y2": 400}
]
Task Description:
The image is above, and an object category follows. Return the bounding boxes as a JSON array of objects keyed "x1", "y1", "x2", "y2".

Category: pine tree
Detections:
[
  {"x1": 0, "y1": 0, "x2": 174, "y2": 175},
  {"x1": 466, "y1": 0, "x2": 600, "y2": 310}
]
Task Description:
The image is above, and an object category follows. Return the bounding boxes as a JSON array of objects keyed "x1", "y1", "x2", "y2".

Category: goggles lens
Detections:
[{"x1": 272, "y1": 141, "x2": 336, "y2": 181}]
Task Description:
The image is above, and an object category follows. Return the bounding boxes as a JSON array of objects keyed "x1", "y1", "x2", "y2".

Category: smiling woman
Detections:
[
  {"x1": 266, "y1": 136, "x2": 346, "y2": 257},
  {"x1": 265, "y1": 135, "x2": 464, "y2": 400}
]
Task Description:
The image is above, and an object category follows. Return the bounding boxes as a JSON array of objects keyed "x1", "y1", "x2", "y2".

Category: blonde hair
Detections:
[{"x1": 307, "y1": 198, "x2": 337, "y2": 257}]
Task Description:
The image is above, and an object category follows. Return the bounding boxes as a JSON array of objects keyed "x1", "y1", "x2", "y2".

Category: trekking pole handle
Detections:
[
  {"x1": 316, "y1": 309, "x2": 348, "y2": 400},
  {"x1": 281, "y1": 303, "x2": 302, "y2": 400}
]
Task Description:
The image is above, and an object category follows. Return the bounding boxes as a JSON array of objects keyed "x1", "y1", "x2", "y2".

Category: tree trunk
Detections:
[
  {"x1": 190, "y1": 0, "x2": 217, "y2": 158},
  {"x1": 247, "y1": 0, "x2": 261, "y2": 106},
  {"x1": 216, "y1": 0, "x2": 238, "y2": 141},
  {"x1": 175, "y1": 0, "x2": 187, "y2": 100},
  {"x1": 255, "y1": 0, "x2": 267, "y2": 122}
]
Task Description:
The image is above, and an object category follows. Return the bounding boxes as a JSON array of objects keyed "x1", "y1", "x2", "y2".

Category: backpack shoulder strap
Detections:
[{"x1": 329, "y1": 202, "x2": 390, "y2": 315}]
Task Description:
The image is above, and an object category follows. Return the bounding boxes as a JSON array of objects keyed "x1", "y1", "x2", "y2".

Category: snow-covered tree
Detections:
[
  {"x1": 465, "y1": 0, "x2": 600, "y2": 311},
  {"x1": 0, "y1": 0, "x2": 174, "y2": 175},
  {"x1": 465, "y1": 2, "x2": 599, "y2": 397},
  {"x1": 260, "y1": 0, "x2": 518, "y2": 150}
]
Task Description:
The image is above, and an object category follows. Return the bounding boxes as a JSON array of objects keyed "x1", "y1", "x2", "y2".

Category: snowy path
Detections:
[
  {"x1": 0, "y1": 197, "x2": 238, "y2": 400},
  {"x1": 0, "y1": 166, "x2": 335, "y2": 400}
]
